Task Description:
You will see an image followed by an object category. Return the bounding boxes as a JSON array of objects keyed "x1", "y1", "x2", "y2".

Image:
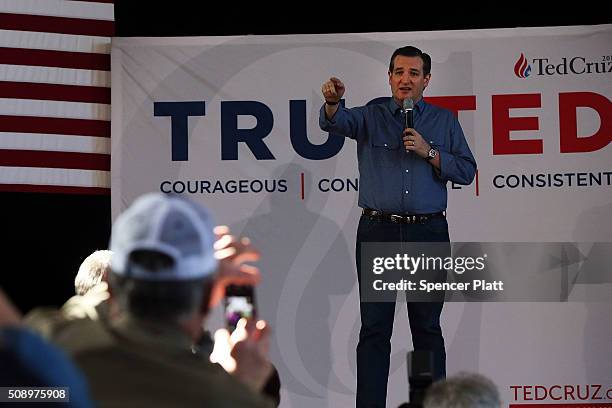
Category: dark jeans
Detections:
[{"x1": 355, "y1": 214, "x2": 449, "y2": 408}]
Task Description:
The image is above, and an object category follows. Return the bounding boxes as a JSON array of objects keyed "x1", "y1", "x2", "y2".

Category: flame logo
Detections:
[{"x1": 514, "y1": 53, "x2": 532, "y2": 78}]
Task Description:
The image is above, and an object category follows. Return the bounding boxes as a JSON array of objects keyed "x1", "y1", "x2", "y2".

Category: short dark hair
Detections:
[
  {"x1": 389, "y1": 46, "x2": 431, "y2": 76},
  {"x1": 109, "y1": 250, "x2": 213, "y2": 322}
]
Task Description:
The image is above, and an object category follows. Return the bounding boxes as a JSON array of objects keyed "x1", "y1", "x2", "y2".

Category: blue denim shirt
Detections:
[{"x1": 319, "y1": 98, "x2": 476, "y2": 214}]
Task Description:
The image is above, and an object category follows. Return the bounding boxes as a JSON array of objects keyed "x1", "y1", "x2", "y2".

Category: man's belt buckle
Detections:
[
  {"x1": 389, "y1": 214, "x2": 420, "y2": 224},
  {"x1": 389, "y1": 214, "x2": 403, "y2": 223}
]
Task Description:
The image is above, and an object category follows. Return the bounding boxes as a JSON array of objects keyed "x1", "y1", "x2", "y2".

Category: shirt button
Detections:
[
  {"x1": 405, "y1": 169, "x2": 409, "y2": 173},
  {"x1": 405, "y1": 190, "x2": 409, "y2": 194},
  {"x1": 384, "y1": 143, "x2": 388, "y2": 147}
]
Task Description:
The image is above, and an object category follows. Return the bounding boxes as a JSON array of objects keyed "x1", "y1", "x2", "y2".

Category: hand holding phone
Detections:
[
  {"x1": 210, "y1": 316, "x2": 272, "y2": 392},
  {"x1": 224, "y1": 284, "x2": 256, "y2": 332}
]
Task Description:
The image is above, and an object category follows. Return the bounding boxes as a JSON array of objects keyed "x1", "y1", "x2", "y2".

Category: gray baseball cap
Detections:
[{"x1": 110, "y1": 193, "x2": 217, "y2": 281}]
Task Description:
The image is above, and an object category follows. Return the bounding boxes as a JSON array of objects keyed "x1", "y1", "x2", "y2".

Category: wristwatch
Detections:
[{"x1": 426, "y1": 147, "x2": 437, "y2": 161}]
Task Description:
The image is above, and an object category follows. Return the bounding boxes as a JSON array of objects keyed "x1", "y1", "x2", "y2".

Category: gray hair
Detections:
[
  {"x1": 424, "y1": 372, "x2": 501, "y2": 408},
  {"x1": 74, "y1": 250, "x2": 113, "y2": 296}
]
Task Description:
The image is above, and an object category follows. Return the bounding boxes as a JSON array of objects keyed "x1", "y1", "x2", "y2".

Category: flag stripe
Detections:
[
  {"x1": 0, "y1": 115, "x2": 109, "y2": 137},
  {"x1": 0, "y1": 81, "x2": 110, "y2": 104},
  {"x1": 0, "y1": 64, "x2": 110, "y2": 87},
  {"x1": 0, "y1": 166, "x2": 109, "y2": 188},
  {"x1": 0, "y1": 132, "x2": 110, "y2": 154},
  {"x1": 0, "y1": 12, "x2": 114, "y2": 37},
  {"x1": 0, "y1": 29, "x2": 110, "y2": 54},
  {"x1": 0, "y1": 0, "x2": 114, "y2": 21},
  {"x1": 0, "y1": 98, "x2": 110, "y2": 121},
  {"x1": 0, "y1": 184, "x2": 110, "y2": 194},
  {"x1": 0, "y1": 149, "x2": 110, "y2": 170},
  {"x1": 0, "y1": 47, "x2": 110, "y2": 70}
]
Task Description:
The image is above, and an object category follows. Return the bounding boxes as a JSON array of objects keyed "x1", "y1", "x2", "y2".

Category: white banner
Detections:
[{"x1": 112, "y1": 25, "x2": 612, "y2": 408}]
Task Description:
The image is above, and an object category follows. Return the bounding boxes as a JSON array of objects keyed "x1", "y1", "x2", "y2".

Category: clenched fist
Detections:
[{"x1": 321, "y1": 77, "x2": 345, "y2": 104}]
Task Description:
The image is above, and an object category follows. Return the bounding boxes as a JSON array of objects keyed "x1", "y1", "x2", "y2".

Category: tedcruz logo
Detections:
[
  {"x1": 514, "y1": 53, "x2": 532, "y2": 78},
  {"x1": 513, "y1": 53, "x2": 611, "y2": 78}
]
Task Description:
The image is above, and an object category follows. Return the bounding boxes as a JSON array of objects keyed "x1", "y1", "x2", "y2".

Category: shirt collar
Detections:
[{"x1": 387, "y1": 97, "x2": 426, "y2": 116}]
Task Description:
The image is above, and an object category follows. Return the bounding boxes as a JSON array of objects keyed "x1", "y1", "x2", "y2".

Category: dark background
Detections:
[{"x1": 2, "y1": 2, "x2": 608, "y2": 313}]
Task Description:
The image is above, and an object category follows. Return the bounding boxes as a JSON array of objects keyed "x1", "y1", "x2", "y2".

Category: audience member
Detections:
[
  {"x1": 1, "y1": 289, "x2": 94, "y2": 407},
  {"x1": 25, "y1": 193, "x2": 274, "y2": 407},
  {"x1": 74, "y1": 250, "x2": 113, "y2": 296},
  {"x1": 424, "y1": 372, "x2": 501, "y2": 408}
]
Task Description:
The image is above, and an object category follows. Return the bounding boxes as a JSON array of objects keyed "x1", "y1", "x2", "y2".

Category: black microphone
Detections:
[
  {"x1": 403, "y1": 98, "x2": 414, "y2": 153},
  {"x1": 403, "y1": 98, "x2": 414, "y2": 130}
]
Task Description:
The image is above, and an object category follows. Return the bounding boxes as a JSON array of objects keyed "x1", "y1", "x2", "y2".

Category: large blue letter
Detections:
[
  {"x1": 154, "y1": 101, "x2": 206, "y2": 161},
  {"x1": 289, "y1": 100, "x2": 345, "y2": 160},
  {"x1": 221, "y1": 101, "x2": 275, "y2": 160}
]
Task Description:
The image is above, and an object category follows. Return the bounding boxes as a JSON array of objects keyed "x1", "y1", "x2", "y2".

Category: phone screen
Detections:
[{"x1": 224, "y1": 285, "x2": 256, "y2": 332}]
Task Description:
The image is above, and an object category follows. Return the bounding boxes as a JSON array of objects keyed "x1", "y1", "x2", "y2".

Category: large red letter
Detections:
[
  {"x1": 492, "y1": 94, "x2": 542, "y2": 155},
  {"x1": 559, "y1": 92, "x2": 611, "y2": 153}
]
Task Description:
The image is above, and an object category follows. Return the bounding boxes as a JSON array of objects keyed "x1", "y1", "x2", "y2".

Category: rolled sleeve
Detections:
[
  {"x1": 438, "y1": 116, "x2": 477, "y2": 185},
  {"x1": 319, "y1": 104, "x2": 336, "y2": 129},
  {"x1": 319, "y1": 104, "x2": 364, "y2": 140}
]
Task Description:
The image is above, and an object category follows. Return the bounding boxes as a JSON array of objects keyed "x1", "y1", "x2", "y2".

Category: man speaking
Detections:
[{"x1": 319, "y1": 46, "x2": 476, "y2": 408}]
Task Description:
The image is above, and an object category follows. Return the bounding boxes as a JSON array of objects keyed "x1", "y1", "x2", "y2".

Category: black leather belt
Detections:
[{"x1": 362, "y1": 208, "x2": 445, "y2": 224}]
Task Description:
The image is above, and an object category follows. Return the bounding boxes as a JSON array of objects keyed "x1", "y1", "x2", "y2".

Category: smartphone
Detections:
[{"x1": 224, "y1": 284, "x2": 257, "y2": 332}]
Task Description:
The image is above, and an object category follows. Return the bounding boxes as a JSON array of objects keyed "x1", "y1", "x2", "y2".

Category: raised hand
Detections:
[{"x1": 321, "y1": 77, "x2": 345, "y2": 104}]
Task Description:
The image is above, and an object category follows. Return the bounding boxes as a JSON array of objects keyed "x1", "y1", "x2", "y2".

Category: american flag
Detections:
[{"x1": 0, "y1": 0, "x2": 113, "y2": 195}]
